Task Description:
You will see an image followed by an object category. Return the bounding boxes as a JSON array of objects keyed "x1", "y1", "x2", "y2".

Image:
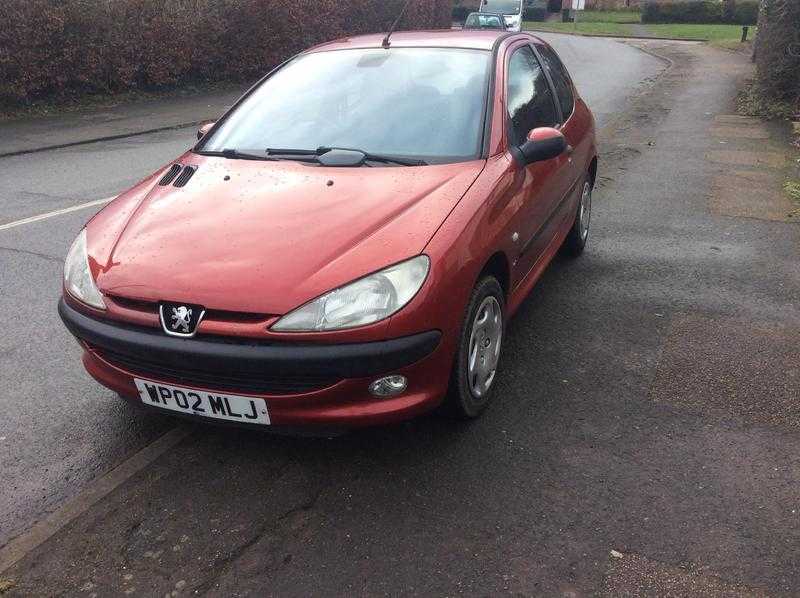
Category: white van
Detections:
[{"x1": 479, "y1": 0, "x2": 524, "y2": 32}]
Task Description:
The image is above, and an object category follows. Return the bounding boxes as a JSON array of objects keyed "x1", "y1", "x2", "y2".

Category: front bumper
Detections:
[{"x1": 59, "y1": 298, "x2": 450, "y2": 427}]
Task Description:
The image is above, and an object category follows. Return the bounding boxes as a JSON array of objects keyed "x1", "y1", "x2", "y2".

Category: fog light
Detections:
[{"x1": 369, "y1": 375, "x2": 408, "y2": 397}]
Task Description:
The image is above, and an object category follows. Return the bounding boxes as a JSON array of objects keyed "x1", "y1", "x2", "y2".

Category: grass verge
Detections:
[
  {"x1": 577, "y1": 9, "x2": 641, "y2": 23},
  {"x1": 525, "y1": 19, "x2": 752, "y2": 47},
  {"x1": 642, "y1": 23, "x2": 752, "y2": 45},
  {"x1": 524, "y1": 21, "x2": 636, "y2": 36}
]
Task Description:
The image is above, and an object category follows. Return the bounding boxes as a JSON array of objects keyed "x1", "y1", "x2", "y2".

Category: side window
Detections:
[
  {"x1": 536, "y1": 44, "x2": 575, "y2": 121},
  {"x1": 506, "y1": 45, "x2": 558, "y2": 147}
]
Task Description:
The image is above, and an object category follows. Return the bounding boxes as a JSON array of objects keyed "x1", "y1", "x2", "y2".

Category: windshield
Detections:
[
  {"x1": 481, "y1": 0, "x2": 521, "y2": 15},
  {"x1": 465, "y1": 13, "x2": 505, "y2": 28},
  {"x1": 201, "y1": 48, "x2": 491, "y2": 164}
]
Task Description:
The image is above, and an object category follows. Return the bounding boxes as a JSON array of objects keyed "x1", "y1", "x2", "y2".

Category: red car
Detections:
[{"x1": 60, "y1": 30, "x2": 597, "y2": 428}]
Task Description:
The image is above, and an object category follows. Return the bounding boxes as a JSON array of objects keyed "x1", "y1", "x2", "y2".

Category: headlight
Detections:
[
  {"x1": 64, "y1": 229, "x2": 106, "y2": 310},
  {"x1": 272, "y1": 255, "x2": 430, "y2": 332}
]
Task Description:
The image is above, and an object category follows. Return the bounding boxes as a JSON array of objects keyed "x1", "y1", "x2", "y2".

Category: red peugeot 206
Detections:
[{"x1": 60, "y1": 29, "x2": 597, "y2": 429}]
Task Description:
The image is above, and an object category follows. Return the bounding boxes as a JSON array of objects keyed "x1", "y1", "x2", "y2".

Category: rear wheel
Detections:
[
  {"x1": 562, "y1": 175, "x2": 593, "y2": 257},
  {"x1": 443, "y1": 276, "x2": 505, "y2": 419}
]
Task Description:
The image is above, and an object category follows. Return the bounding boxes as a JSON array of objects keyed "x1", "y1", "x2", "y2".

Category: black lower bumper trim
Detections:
[{"x1": 58, "y1": 298, "x2": 441, "y2": 379}]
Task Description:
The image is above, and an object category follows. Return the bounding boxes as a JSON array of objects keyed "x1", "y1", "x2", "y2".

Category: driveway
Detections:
[{"x1": 1, "y1": 34, "x2": 798, "y2": 596}]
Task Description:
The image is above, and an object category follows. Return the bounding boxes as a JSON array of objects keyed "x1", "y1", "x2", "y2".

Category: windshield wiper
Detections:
[
  {"x1": 200, "y1": 148, "x2": 322, "y2": 163},
  {"x1": 316, "y1": 146, "x2": 428, "y2": 167},
  {"x1": 266, "y1": 148, "x2": 320, "y2": 156},
  {"x1": 213, "y1": 146, "x2": 427, "y2": 167},
  {"x1": 197, "y1": 148, "x2": 279, "y2": 161},
  {"x1": 222, "y1": 149, "x2": 265, "y2": 160},
  {"x1": 263, "y1": 148, "x2": 322, "y2": 163},
  {"x1": 363, "y1": 153, "x2": 428, "y2": 167}
]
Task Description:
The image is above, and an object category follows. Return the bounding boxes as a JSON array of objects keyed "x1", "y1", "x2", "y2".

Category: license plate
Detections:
[{"x1": 134, "y1": 379, "x2": 270, "y2": 425}]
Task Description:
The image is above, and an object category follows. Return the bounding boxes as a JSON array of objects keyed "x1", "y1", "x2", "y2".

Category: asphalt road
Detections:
[
  {"x1": 0, "y1": 35, "x2": 665, "y2": 551},
  {"x1": 3, "y1": 34, "x2": 799, "y2": 597}
]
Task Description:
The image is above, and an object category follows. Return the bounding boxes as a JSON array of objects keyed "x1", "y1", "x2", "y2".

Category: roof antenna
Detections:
[{"x1": 382, "y1": 0, "x2": 415, "y2": 49}]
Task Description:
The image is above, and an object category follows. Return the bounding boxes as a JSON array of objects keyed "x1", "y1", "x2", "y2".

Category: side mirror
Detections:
[
  {"x1": 197, "y1": 121, "x2": 215, "y2": 140},
  {"x1": 519, "y1": 127, "x2": 567, "y2": 164}
]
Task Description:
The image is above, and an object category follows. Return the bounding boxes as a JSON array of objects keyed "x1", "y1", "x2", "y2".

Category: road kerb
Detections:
[
  {"x1": 0, "y1": 426, "x2": 192, "y2": 575},
  {"x1": 0, "y1": 120, "x2": 204, "y2": 159}
]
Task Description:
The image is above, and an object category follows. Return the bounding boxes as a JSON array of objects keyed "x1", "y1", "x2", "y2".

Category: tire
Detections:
[
  {"x1": 443, "y1": 276, "x2": 505, "y2": 419},
  {"x1": 561, "y1": 174, "x2": 593, "y2": 257}
]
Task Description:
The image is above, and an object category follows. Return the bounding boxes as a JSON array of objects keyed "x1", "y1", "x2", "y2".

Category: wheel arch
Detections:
[
  {"x1": 588, "y1": 156, "x2": 598, "y2": 187},
  {"x1": 478, "y1": 251, "x2": 511, "y2": 299}
]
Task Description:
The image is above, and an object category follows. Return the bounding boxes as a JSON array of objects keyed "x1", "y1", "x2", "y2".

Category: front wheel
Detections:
[
  {"x1": 562, "y1": 176, "x2": 593, "y2": 257},
  {"x1": 443, "y1": 276, "x2": 505, "y2": 419}
]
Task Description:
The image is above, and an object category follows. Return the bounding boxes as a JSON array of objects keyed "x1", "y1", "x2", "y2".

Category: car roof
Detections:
[{"x1": 306, "y1": 30, "x2": 546, "y2": 53}]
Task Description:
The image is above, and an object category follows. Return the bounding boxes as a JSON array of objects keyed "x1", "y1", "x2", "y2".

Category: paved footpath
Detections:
[
  {"x1": 1, "y1": 37, "x2": 798, "y2": 596},
  {"x1": 0, "y1": 88, "x2": 243, "y2": 158}
]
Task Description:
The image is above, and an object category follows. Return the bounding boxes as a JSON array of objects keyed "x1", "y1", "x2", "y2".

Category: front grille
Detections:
[
  {"x1": 93, "y1": 346, "x2": 340, "y2": 395},
  {"x1": 108, "y1": 295, "x2": 157, "y2": 314},
  {"x1": 107, "y1": 294, "x2": 272, "y2": 324}
]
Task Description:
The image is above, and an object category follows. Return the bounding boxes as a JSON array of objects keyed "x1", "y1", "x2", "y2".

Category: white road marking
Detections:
[
  {"x1": 0, "y1": 196, "x2": 116, "y2": 232},
  {"x1": 0, "y1": 426, "x2": 192, "y2": 574}
]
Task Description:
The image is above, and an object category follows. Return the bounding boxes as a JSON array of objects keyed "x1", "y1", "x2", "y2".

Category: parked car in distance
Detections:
[
  {"x1": 464, "y1": 12, "x2": 506, "y2": 29},
  {"x1": 60, "y1": 30, "x2": 597, "y2": 429},
  {"x1": 480, "y1": 0, "x2": 524, "y2": 31}
]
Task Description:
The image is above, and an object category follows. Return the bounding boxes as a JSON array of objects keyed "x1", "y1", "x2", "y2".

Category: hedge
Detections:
[
  {"x1": 755, "y1": 0, "x2": 800, "y2": 107},
  {"x1": 0, "y1": 0, "x2": 451, "y2": 107},
  {"x1": 732, "y1": 1, "x2": 760, "y2": 25},
  {"x1": 641, "y1": 0, "x2": 759, "y2": 24},
  {"x1": 452, "y1": 6, "x2": 474, "y2": 21},
  {"x1": 524, "y1": 0, "x2": 550, "y2": 21},
  {"x1": 524, "y1": 7, "x2": 549, "y2": 20}
]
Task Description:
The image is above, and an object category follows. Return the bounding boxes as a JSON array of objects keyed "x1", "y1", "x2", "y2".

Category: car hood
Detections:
[{"x1": 89, "y1": 154, "x2": 485, "y2": 315}]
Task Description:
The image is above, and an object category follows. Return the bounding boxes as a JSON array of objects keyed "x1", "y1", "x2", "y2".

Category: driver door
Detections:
[{"x1": 504, "y1": 43, "x2": 566, "y2": 286}]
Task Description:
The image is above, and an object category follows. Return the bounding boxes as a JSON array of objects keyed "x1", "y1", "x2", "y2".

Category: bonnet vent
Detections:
[
  {"x1": 173, "y1": 165, "x2": 197, "y2": 188},
  {"x1": 158, "y1": 164, "x2": 182, "y2": 186}
]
